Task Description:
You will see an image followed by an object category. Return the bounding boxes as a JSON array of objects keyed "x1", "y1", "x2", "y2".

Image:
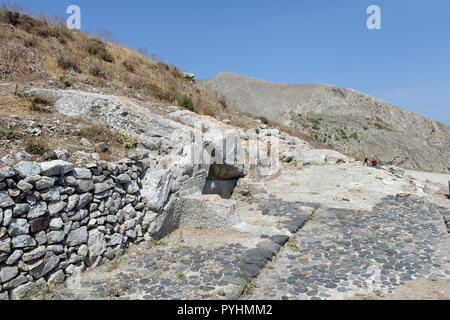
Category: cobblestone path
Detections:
[
  {"x1": 248, "y1": 196, "x2": 450, "y2": 300},
  {"x1": 44, "y1": 195, "x2": 449, "y2": 300}
]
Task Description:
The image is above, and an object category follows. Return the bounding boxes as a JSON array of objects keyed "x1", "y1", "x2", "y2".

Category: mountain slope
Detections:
[{"x1": 199, "y1": 72, "x2": 450, "y2": 173}]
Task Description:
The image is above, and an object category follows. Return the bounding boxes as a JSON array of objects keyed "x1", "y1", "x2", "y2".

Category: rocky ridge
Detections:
[{"x1": 198, "y1": 72, "x2": 450, "y2": 173}]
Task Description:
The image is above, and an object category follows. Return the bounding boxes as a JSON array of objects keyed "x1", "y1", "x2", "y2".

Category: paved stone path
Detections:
[
  {"x1": 37, "y1": 195, "x2": 450, "y2": 300},
  {"x1": 51, "y1": 243, "x2": 252, "y2": 300},
  {"x1": 248, "y1": 196, "x2": 450, "y2": 300}
]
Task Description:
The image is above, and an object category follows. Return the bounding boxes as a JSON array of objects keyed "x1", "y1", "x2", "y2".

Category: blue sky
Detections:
[{"x1": 8, "y1": 0, "x2": 450, "y2": 124}]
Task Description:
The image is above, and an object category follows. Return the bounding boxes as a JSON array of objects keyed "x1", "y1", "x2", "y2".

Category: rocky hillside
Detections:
[{"x1": 199, "y1": 72, "x2": 450, "y2": 173}]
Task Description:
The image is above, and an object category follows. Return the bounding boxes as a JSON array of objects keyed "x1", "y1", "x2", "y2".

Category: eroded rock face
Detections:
[
  {"x1": 174, "y1": 194, "x2": 242, "y2": 231},
  {"x1": 232, "y1": 176, "x2": 272, "y2": 200}
]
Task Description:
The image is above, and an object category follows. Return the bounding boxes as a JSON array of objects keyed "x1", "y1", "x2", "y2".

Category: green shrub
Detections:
[
  {"x1": 86, "y1": 39, "x2": 114, "y2": 63},
  {"x1": 374, "y1": 123, "x2": 391, "y2": 131},
  {"x1": 175, "y1": 272, "x2": 184, "y2": 280},
  {"x1": 0, "y1": 124, "x2": 17, "y2": 140},
  {"x1": 338, "y1": 129, "x2": 348, "y2": 139},
  {"x1": 118, "y1": 131, "x2": 137, "y2": 149},
  {"x1": 177, "y1": 96, "x2": 194, "y2": 111},
  {"x1": 58, "y1": 75, "x2": 71, "y2": 88}
]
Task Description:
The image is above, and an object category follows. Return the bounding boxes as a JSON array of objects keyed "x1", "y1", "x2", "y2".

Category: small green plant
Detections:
[
  {"x1": 177, "y1": 96, "x2": 194, "y2": 111},
  {"x1": 59, "y1": 75, "x2": 71, "y2": 88},
  {"x1": 373, "y1": 289, "x2": 383, "y2": 297},
  {"x1": 86, "y1": 39, "x2": 114, "y2": 63},
  {"x1": 148, "y1": 240, "x2": 168, "y2": 248},
  {"x1": 308, "y1": 118, "x2": 322, "y2": 131},
  {"x1": 175, "y1": 272, "x2": 184, "y2": 280},
  {"x1": 241, "y1": 280, "x2": 256, "y2": 296},
  {"x1": 287, "y1": 239, "x2": 299, "y2": 250},
  {"x1": 338, "y1": 129, "x2": 348, "y2": 139},
  {"x1": 374, "y1": 123, "x2": 391, "y2": 131},
  {"x1": 363, "y1": 126, "x2": 369, "y2": 130},
  {"x1": 0, "y1": 124, "x2": 17, "y2": 140},
  {"x1": 350, "y1": 132, "x2": 358, "y2": 140},
  {"x1": 218, "y1": 290, "x2": 226, "y2": 297},
  {"x1": 117, "y1": 131, "x2": 137, "y2": 149},
  {"x1": 38, "y1": 285, "x2": 53, "y2": 299}
]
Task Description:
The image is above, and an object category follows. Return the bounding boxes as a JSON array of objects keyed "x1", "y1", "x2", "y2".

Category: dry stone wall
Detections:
[{"x1": 0, "y1": 158, "x2": 151, "y2": 300}]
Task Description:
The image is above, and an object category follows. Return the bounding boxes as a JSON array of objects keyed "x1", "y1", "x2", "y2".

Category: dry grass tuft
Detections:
[
  {"x1": 57, "y1": 54, "x2": 80, "y2": 73},
  {"x1": 24, "y1": 136, "x2": 50, "y2": 155},
  {"x1": 75, "y1": 124, "x2": 113, "y2": 143}
]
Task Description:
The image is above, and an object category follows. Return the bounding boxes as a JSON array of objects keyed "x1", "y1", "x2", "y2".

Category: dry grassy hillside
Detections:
[
  {"x1": 0, "y1": 6, "x2": 227, "y2": 115},
  {"x1": 0, "y1": 6, "x2": 332, "y2": 163}
]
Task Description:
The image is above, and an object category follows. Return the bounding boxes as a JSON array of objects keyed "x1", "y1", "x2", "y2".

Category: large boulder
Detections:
[
  {"x1": 141, "y1": 169, "x2": 172, "y2": 212},
  {"x1": 232, "y1": 176, "x2": 272, "y2": 200},
  {"x1": 40, "y1": 160, "x2": 74, "y2": 176},
  {"x1": 14, "y1": 161, "x2": 41, "y2": 178},
  {"x1": 0, "y1": 192, "x2": 14, "y2": 208},
  {"x1": 138, "y1": 135, "x2": 162, "y2": 151},
  {"x1": 87, "y1": 230, "x2": 107, "y2": 265}
]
